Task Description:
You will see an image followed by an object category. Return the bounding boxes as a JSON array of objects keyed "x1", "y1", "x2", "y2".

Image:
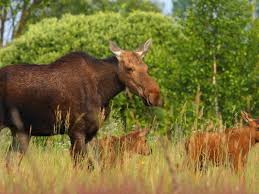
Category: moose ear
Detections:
[
  {"x1": 241, "y1": 111, "x2": 253, "y2": 123},
  {"x1": 109, "y1": 41, "x2": 123, "y2": 58},
  {"x1": 135, "y1": 39, "x2": 152, "y2": 58}
]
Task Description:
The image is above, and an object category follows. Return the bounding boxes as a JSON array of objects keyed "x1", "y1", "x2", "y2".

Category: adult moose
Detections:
[{"x1": 0, "y1": 39, "x2": 162, "y2": 165}]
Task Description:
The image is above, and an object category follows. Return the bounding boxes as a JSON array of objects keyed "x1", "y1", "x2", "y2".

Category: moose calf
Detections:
[
  {"x1": 185, "y1": 112, "x2": 259, "y2": 172},
  {"x1": 89, "y1": 128, "x2": 151, "y2": 169}
]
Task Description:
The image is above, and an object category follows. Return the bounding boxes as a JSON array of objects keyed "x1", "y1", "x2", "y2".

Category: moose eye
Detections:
[{"x1": 126, "y1": 67, "x2": 134, "y2": 73}]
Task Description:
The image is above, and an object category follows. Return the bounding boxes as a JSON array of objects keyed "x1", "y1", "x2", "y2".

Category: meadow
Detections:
[
  {"x1": 0, "y1": 1, "x2": 257, "y2": 194},
  {"x1": 0, "y1": 113, "x2": 259, "y2": 194}
]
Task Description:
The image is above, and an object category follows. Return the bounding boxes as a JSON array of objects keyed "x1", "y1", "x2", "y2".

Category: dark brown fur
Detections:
[
  {"x1": 0, "y1": 40, "x2": 161, "y2": 166},
  {"x1": 185, "y1": 112, "x2": 259, "y2": 172}
]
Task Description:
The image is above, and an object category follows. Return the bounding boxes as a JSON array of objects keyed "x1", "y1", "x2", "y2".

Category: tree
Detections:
[
  {"x1": 30, "y1": 0, "x2": 161, "y2": 21},
  {"x1": 0, "y1": 0, "x2": 48, "y2": 47},
  {"x1": 254, "y1": 0, "x2": 259, "y2": 18},
  {"x1": 16, "y1": 0, "x2": 162, "y2": 37},
  {"x1": 172, "y1": 0, "x2": 259, "y2": 19},
  {"x1": 0, "y1": 0, "x2": 161, "y2": 46},
  {"x1": 175, "y1": 0, "x2": 258, "y2": 122},
  {"x1": 171, "y1": 0, "x2": 192, "y2": 17}
]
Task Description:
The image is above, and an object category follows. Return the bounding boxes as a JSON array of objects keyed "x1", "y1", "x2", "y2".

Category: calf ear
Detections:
[
  {"x1": 135, "y1": 39, "x2": 152, "y2": 58},
  {"x1": 241, "y1": 111, "x2": 253, "y2": 123},
  {"x1": 138, "y1": 128, "x2": 149, "y2": 137},
  {"x1": 109, "y1": 41, "x2": 123, "y2": 58}
]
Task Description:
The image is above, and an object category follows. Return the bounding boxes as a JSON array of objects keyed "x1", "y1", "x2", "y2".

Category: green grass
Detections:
[
  {"x1": 1, "y1": 125, "x2": 259, "y2": 194},
  {"x1": 0, "y1": 108, "x2": 258, "y2": 194}
]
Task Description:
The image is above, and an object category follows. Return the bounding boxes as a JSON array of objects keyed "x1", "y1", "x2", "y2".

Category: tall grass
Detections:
[{"x1": 0, "y1": 110, "x2": 258, "y2": 194}]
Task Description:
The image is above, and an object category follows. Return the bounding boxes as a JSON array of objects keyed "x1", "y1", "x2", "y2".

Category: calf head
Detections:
[
  {"x1": 241, "y1": 111, "x2": 259, "y2": 142},
  {"x1": 109, "y1": 39, "x2": 163, "y2": 107},
  {"x1": 121, "y1": 129, "x2": 152, "y2": 155}
]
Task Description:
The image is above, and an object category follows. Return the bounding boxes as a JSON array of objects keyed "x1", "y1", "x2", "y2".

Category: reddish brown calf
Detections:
[
  {"x1": 185, "y1": 112, "x2": 259, "y2": 172},
  {"x1": 89, "y1": 128, "x2": 151, "y2": 168}
]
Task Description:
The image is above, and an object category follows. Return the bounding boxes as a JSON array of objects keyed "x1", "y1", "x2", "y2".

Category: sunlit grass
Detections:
[
  {"x1": 0, "y1": 127, "x2": 259, "y2": 194},
  {"x1": 0, "y1": 107, "x2": 258, "y2": 194}
]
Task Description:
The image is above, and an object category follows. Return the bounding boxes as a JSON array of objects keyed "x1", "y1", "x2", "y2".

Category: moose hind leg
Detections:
[
  {"x1": 6, "y1": 131, "x2": 30, "y2": 169},
  {"x1": 85, "y1": 124, "x2": 99, "y2": 170}
]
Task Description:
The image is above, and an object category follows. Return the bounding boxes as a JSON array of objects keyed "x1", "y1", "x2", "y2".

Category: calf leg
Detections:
[
  {"x1": 232, "y1": 154, "x2": 245, "y2": 173},
  {"x1": 234, "y1": 155, "x2": 246, "y2": 186},
  {"x1": 188, "y1": 153, "x2": 204, "y2": 172}
]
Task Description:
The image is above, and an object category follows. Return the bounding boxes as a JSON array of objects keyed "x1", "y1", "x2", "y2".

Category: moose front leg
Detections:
[
  {"x1": 70, "y1": 133, "x2": 87, "y2": 167},
  {"x1": 6, "y1": 131, "x2": 30, "y2": 170},
  {"x1": 69, "y1": 111, "x2": 99, "y2": 168}
]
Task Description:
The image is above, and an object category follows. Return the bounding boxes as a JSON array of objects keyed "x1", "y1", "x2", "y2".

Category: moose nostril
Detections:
[
  {"x1": 147, "y1": 92, "x2": 163, "y2": 107},
  {"x1": 158, "y1": 98, "x2": 164, "y2": 107}
]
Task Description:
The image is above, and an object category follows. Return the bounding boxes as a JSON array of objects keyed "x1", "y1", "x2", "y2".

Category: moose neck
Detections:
[{"x1": 96, "y1": 56, "x2": 125, "y2": 106}]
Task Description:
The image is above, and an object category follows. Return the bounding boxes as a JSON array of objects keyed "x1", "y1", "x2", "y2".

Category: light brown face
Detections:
[
  {"x1": 109, "y1": 39, "x2": 163, "y2": 107},
  {"x1": 241, "y1": 111, "x2": 259, "y2": 142},
  {"x1": 123, "y1": 129, "x2": 152, "y2": 155}
]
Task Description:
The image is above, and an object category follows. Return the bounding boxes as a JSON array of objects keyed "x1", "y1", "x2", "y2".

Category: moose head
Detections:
[
  {"x1": 241, "y1": 111, "x2": 259, "y2": 142},
  {"x1": 109, "y1": 39, "x2": 163, "y2": 107},
  {"x1": 120, "y1": 128, "x2": 152, "y2": 155}
]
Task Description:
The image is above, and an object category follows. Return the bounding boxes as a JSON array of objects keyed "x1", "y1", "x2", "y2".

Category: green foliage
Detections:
[
  {"x1": 1, "y1": 0, "x2": 161, "y2": 45},
  {"x1": 174, "y1": 0, "x2": 258, "y2": 123},
  {"x1": 172, "y1": 0, "x2": 192, "y2": 17},
  {"x1": 24, "y1": 0, "x2": 161, "y2": 28}
]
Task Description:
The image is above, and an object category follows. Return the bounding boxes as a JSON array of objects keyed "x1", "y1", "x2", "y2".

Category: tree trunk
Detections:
[
  {"x1": 212, "y1": 55, "x2": 219, "y2": 116},
  {"x1": 15, "y1": 0, "x2": 43, "y2": 38},
  {"x1": 14, "y1": 2, "x2": 28, "y2": 38},
  {"x1": 0, "y1": 7, "x2": 7, "y2": 47}
]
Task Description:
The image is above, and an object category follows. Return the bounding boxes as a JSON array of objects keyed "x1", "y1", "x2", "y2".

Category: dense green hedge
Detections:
[{"x1": 0, "y1": 11, "x2": 257, "y2": 133}]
